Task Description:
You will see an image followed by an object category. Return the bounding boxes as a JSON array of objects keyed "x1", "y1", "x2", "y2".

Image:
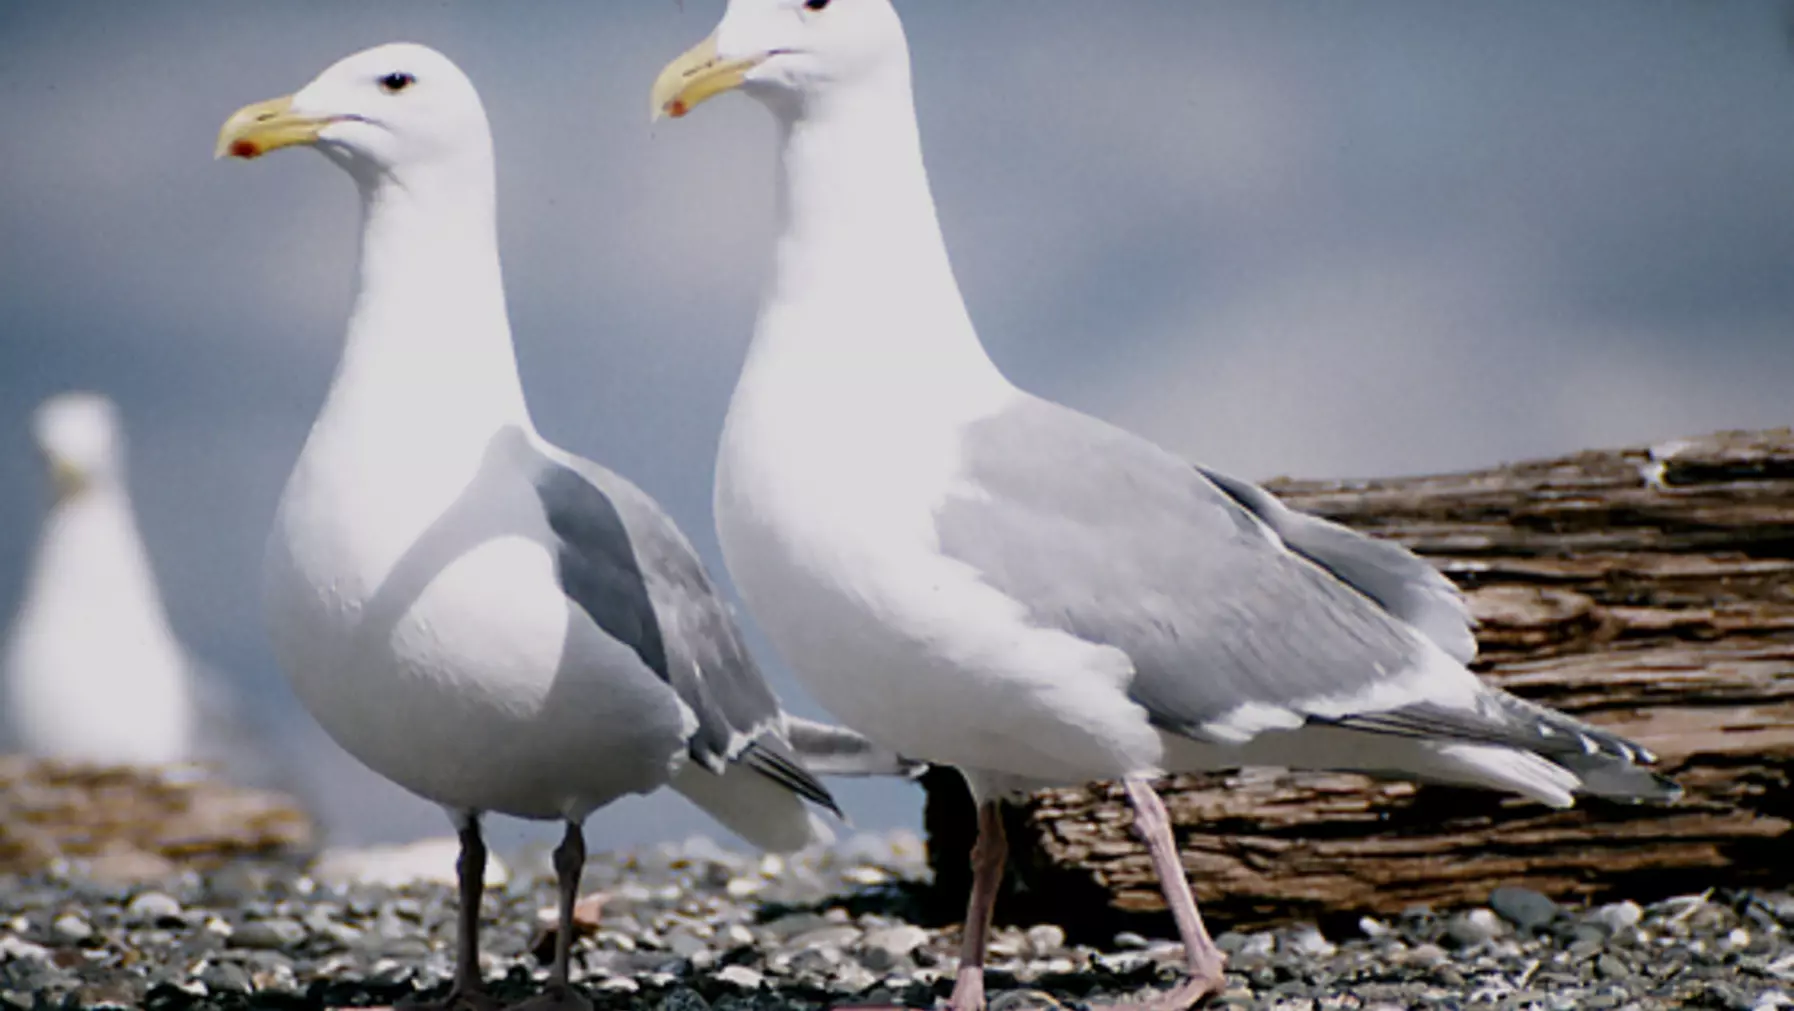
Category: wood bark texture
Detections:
[{"x1": 921, "y1": 428, "x2": 1794, "y2": 934}]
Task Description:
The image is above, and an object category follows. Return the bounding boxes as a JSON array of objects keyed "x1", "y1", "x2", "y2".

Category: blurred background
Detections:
[{"x1": 1, "y1": 1, "x2": 1791, "y2": 855}]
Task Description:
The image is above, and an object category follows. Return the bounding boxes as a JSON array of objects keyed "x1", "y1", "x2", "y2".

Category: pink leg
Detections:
[
  {"x1": 948, "y1": 800, "x2": 1008, "y2": 1011},
  {"x1": 1106, "y1": 776, "x2": 1228, "y2": 1010}
]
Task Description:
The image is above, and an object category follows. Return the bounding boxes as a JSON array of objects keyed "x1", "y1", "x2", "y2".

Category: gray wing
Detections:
[
  {"x1": 533, "y1": 457, "x2": 839, "y2": 814},
  {"x1": 934, "y1": 396, "x2": 1651, "y2": 769},
  {"x1": 1194, "y1": 467, "x2": 1478, "y2": 665}
]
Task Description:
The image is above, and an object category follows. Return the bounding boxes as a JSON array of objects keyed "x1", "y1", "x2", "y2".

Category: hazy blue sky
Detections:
[{"x1": 2, "y1": 2, "x2": 1791, "y2": 854}]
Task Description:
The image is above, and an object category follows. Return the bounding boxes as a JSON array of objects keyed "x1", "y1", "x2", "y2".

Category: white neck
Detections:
[
  {"x1": 5, "y1": 481, "x2": 193, "y2": 763},
  {"x1": 742, "y1": 68, "x2": 1009, "y2": 408},
  {"x1": 13, "y1": 481, "x2": 179, "y2": 666},
  {"x1": 319, "y1": 154, "x2": 531, "y2": 448}
]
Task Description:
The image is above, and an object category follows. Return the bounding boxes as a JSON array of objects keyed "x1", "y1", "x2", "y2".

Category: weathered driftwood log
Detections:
[{"x1": 922, "y1": 429, "x2": 1794, "y2": 935}]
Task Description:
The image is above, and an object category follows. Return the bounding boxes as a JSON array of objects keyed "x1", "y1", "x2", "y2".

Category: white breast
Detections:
[
  {"x1": 715, "y1": 371, "x2": 1164, "y2": 787},
  {"x1": 266, "y1": 428, "x2": 690, "y2": 821},
  {"x1": 4, "y1": 495, "x2": 193, "y2": 765}
]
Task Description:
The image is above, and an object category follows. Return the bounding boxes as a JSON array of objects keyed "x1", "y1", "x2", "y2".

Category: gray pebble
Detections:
[
  {"x1": 1596, "y1": 952, "x2": 1631, "y2": 980},
  {"x1": 760, "y1": 911, "x2": 832, "y2": 940},
  {"x1": 1403, "y1": 942, "x2": 1449, "y2": 968},
  {"x1": 1568, "y1": 935, "x2": 1605, "y2": 959},
  {"x1": 1489, "y1": 886, "x2": 1561, "y2": 930},
  {"x1": 0, "y1": 832, "x2": 1787, "y2": 1011},
  {"x1": 199, "y1": 960, "x2": 254, "y2": 995},
  {"x1": 661, "y1": 929, "x2": 706, "y2": 958},
  {"x1": 229, "y1": 917, "x2": 307, "y2": 950},
  {"x1": 785, "y1": 924, "x2": 862, "y2": 952}
]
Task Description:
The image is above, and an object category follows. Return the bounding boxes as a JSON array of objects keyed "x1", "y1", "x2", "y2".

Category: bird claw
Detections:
[{"x1": 948, "y1": 964, "x2": 986, "y2": 1011}]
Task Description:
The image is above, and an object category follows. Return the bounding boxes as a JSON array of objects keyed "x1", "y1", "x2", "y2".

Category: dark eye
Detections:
[
  {"x1": 803, "y1": 0, "x2": 831, "y2": 9},
  {"x1": 378, "y1": 72, "x2": 416, "y2": 94}
]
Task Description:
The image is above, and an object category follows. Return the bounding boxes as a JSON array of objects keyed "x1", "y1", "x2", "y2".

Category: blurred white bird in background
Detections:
[{"x1": 2, "y1": 391, "x2": 282, "y2": 787}]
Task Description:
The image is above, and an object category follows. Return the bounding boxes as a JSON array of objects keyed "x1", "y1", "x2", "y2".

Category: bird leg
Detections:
[
  {"x1": 507, "y1": 822, "x2": 593, "y2": 1011},
  {"x1": 1107, "y1": 776, "x2": 1228, "y2": 1009},
  {"x1": 398, "y1": 817, "x2": 501, "y2": 1011},
  {"x1": 949, "y1": 800, "x2": 1008, "y2": 1011}
]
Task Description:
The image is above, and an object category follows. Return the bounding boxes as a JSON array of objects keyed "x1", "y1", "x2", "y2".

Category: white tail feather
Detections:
[
  {"x1": 669, "y1": 759, "x2": 835, "y2": 853},
  {"x1": 1428, "y1": 742, "x2": 1578, "y2": 808}
]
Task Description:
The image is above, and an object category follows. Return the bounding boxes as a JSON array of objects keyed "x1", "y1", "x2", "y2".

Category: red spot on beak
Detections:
[
  {"x1": 229, "y1": 139, "x2": 261, "y2": 159},
  {"x1": 668, "y1": 100, "x2": 690, "y2": 119}
]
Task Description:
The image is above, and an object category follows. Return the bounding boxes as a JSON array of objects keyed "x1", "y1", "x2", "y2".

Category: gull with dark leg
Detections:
[
  {"x1": 649, "y1": 4, "x2": 1680, "y2": 1008},
  {"x1": 218, "y1": 42, "x2": 902, "y2": 1011}
]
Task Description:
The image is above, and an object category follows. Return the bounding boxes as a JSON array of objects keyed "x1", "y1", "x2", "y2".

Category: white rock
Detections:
[
  {"x1": 725, "y1": 876, "x2": 765, "y2": 899},
  {"x1": 1285, "y1": 924, "x2": 1336, "y2": 957},
  {"x1": 594, "y1": 976, "x2": 639, "y2": 994},
  {"x1": 861, "y1": 924, "x2": 930, "y2": 959},
  {"x1": 716, "y1": 965, "x2": 764, "y2": 990},
  {"x1": 1590, "y1": 900, "x2": 1643, "y2": 933},
  {"x1": 0, "y1": 935, "x2": 51, "y2": 962},
  {"x1": 1025, "y1": 923, "x2": 1066, "y2": 956}
]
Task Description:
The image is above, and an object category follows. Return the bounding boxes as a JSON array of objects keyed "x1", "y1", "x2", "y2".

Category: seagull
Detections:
[
  {"x1": 2, "y1": 392, "x2": 272, "y2": 777},
  {"x1": 219, "y1": 42, "x2": 897, "y2": 1011},
  {"x1": 650, "y1": 3, "x2": 1679, "y2": 1008},
  {"x1": 4, "y1": 392, "x2": 194, "y2": 765}
]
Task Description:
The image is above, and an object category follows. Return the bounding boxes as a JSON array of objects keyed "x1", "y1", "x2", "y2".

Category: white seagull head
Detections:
[
  {"x1": 650, "y1": 0, "x2": 909, "y2": 122},
  {"x1": 33, "y1": 392, "x2": 124, "y2": 502},
  {"x1": 216, "y1": 42, "x2": 490, "y2": 182}
]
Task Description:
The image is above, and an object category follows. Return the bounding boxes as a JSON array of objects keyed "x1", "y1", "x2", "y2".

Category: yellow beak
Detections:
[
  {"x1": 215, "y1": 95, "x2": 328, "y2": 160},
  {"x1": 649, "y1": 33, "x2": 767, "y2": 122},
  {"x1": 48, "y1": 457, "x2": 87, "y2": 502}
]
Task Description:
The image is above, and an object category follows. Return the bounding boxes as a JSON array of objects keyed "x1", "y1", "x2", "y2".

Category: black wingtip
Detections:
[{"x1": 745, "y1": 740, "x2": 845, "y2": 819}]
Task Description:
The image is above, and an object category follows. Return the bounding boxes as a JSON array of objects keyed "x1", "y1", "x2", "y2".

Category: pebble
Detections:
[
  {"x1": 1026, "y1": 923, "x2": 1066, "y2": 956},
  {"x1": 125, "y1": 891, "x2": 183, "y2": 925},
  {"x1": 859, "y1": 924, "x2": 929, "y2": 971},
  {"x1": 229, "y1": 918, "x2": 307, "y2": 950},
  {"x1": 51, "y1": 914, "x2": 93, "y2": 943},
  {"x1": 1284, "y1": 924, "x2": 1336, "y2": 958},
  {"x1": 785, "y1": 924, "x2": 861, "y2": 951},
  {"x1": 1489, "y1": 885, "x2": 1561, "y2": 930},
  {"x1": 714, "y1": 965, "x2": 763, "y2": 990},
  {"x1": 1445, "y1": 907, "x2": 1505, "y2": 948},
  {"x1": 1403, "y1": 942, "x2": 1449, "y2": 968},
  {"x1": 0, "y1": 832, "x2": 1785, "y2": 1010},
  {"x1": 1590, "y1": 899, "x2": 1644, "y2": 934},
  {"x1": 197, "y1": 961, "x2": 253, "y2": 995}
]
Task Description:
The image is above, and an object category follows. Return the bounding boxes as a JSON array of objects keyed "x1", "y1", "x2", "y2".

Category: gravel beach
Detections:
[{"x1": 1, "y1": 831, "x2": 1789, "y2": 1011}]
